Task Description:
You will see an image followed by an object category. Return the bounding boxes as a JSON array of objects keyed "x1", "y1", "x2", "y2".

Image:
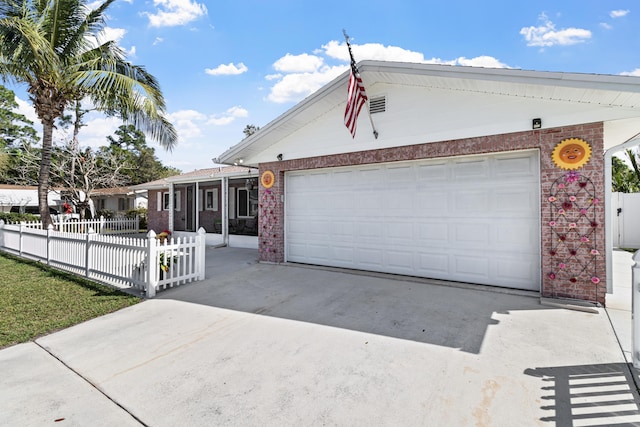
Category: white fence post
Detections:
[
  {"x1": 146, "y1": 230, "x2": 158, "y2": 298},
  {"x1": 633, "y1": 250, "x2": 640, "y2": 369},
  {"x1": 19, "y1": 221, "x2": 25, "y2": 256},
  {"x1": 197, "y1": 227, "x2": 206, "y2": 280},
  {"x1": 46, "y1": 224, "x2": 54, "y2": 265},
  {"x1": 85, "y1": 227, "x2": 96, "y2": 278},
  {"x1": 0, "y1": 220, "x2": 4, "y2": 248}
]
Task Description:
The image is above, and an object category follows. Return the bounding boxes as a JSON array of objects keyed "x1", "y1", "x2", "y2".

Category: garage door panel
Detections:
[
  {"x1": 494, "y1": 154, "x2": 537, "y2": 177},
  {"x1": 495, "y1": 222, "x2": 538, "y2": 249},
  {"x1": 387, "y1": 250, "x2": 414, "y2": 270},
  {"x1": 417, "y1": 222, "x2": 449, "y2": 244},
  {"x1": 417, "y1": 252, "x2": 450, "y2": 275},
  {"x1": 416, "y1": 191, "x2": 449, "y2": 212},
  {"x1": 285, "y1": 150, "x2": 540, "y2": 291},
  {"x1": 495, "y1": 188, "x2": 537, "y2": 212},
  {"x1": 454, "y1": 190, "x2": 490, "y2": 212},
  {"x1": 455, "y1": 223, "x2": 490, "y2": 246},
  {"x1": 452, "y1": 158, "x2": 490, "y2": 180},
  {"x1": 355, "y1": 222, "x2": 382, "y2": 239},
  {"x1": 495, "y1": 257, "x2": 538, "y2": 285},
  {"x1": 453, "y1": 255, "x2": 490, "y2": 280},
  {"x1": 417, "y1": 162, "x2": 448, "y2": 181},
  {"x1": 355, "y1": 247, "x2": 384, "y2": 267},
  {"x1": 332, "y1": 246, "x2": 355, "y2": 263}
]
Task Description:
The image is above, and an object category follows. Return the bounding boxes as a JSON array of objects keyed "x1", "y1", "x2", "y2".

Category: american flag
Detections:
[{"x1": 344, "y1": 40, "x2": 368, "y2": 138}]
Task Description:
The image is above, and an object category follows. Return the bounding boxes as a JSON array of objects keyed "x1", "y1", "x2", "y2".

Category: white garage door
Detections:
[{"x1": 285, "y1": 150, "x2": 540, "y2": 291}]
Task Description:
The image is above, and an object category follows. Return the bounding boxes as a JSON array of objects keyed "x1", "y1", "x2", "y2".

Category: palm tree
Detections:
[{"x1": 0, "y1": 0, "x2": 177, "y2": 227}]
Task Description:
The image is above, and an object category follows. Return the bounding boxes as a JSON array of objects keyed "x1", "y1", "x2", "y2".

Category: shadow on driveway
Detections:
[
  {"x1": 159, "y1": 246, "x2": 548, "y2": 354},
  {"x1": 525, "y1": 362, "x2": 640, "y2": 426}
]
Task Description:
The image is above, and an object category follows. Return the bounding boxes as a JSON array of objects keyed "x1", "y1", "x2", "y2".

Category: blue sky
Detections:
[{"x1": 10, "y1": 0, "x2": 640, "y2": 172}]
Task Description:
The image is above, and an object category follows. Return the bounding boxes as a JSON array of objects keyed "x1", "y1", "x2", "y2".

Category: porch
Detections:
[
  {"x1": 174, "y1": 230, "x2": 258, "y2": 249},
  {"x1": 138, "y1": 166, "x2": 259, "y2": 244}
]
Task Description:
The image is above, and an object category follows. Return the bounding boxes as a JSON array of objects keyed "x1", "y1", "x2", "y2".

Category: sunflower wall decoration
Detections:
[
  {"x1": 551, "y1": 138, "x2": 592, "y2": 170},
  {"x1": 261, "y1": 170, "x2": 275, "y2": 189}
]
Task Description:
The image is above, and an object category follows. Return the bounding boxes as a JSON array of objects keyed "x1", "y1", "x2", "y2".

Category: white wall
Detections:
[{"x1": 612, "y1": 192, "x2": 640, "y2": 249}]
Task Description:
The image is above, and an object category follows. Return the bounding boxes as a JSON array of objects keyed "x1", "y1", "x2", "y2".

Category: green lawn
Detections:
[{"x1": 0, "y1": 252, "x2": 141, "y2": 348}]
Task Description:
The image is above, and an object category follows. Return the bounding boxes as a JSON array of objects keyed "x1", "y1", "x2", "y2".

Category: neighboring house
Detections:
[
  {"x1": 0, "y1": 184, "x2": 64, "y2": 213},
  {"x1": 92, "y1": 187, "x2": 148, "y2": 215},
  {"x1": 131, "y1": 166, "x2": 258, "y2": 245},
  {"x1": 216, "y1": 60, "x2": 640, "y2": 306}
]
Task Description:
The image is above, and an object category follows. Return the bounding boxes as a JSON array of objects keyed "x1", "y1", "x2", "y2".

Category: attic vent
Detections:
[{"x1": 369, "y1": 96, "x2": 386, "y2": 114}]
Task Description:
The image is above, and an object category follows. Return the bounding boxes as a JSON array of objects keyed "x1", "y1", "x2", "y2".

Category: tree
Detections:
[
  {"x1": 243, "y1": 124, "x2": 260, "y2": 139},
  {"x1": 612, "y1": 155, "x2": 640, "y2": 193},
  {"x1": 14, "y1": 142, "x2": 127, "y2": 219},
  {"x1": 626, "y1": 148, "x2": 640, "y2": 189},
  {"x1": 0, "y1": 85, "x2": 37, "y2": 148},
  {"x1": 105, "y1": 124, "x2": 180, "y2": 185},
  {"x1": 0, "y1": 0, "x2": 177, "y2": 228},
  {"x1": 0, "y1": 84, "x2": 38, "y2": 178}
]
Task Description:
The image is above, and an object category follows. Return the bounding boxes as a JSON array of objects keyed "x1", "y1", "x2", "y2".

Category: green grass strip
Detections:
[{"x1": 0, "y1": 251, "x2": 141, "y2": 349}]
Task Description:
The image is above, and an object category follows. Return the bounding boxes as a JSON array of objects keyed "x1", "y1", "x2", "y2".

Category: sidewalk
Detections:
[{"x1": 1, "y1": 247, "x2": 640, "y2": 426}]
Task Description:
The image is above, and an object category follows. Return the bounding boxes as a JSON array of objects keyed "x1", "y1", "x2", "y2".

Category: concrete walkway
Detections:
[{"x1": 2, "y1": 247, "x2": 640, "y2": 426}]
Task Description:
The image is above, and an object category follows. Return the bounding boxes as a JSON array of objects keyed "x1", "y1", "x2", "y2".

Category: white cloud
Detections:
[
  {"x1": 205, "y1": 62, "x2": 248, "y2": 76},
  {"x1": 145, "y1": 0, "x2": 207, "y2": 28},
  {"x1": 100, "y1": 27, "x2": 126, "y2": 44},
  {"x1": 454, "y1": 56, "x2": 510, "y2": 68},
  {"x1": 207, "y1": 106, "x2": 248, "y2": 126},
  {"x1": 621, "y1": 69, "x2": 640, "y2": 77},
  {"x1": 153, "y1": 37, "x2": 164, "y2": 46},
  {"x1": 273, "y1": 53, "x2": 324, "y2": 73},
  {"x1": 610, "y1": 10, "x2": 629, "y2": 18},
  {"x1": 322, "y1": 40, "x2": 426, "y2": 63},
  {"x1": 520, "y1": 13, "x2": 591, "y2": 47},
  {"x1": 15, "y1": 97, "x2": 39, "y2": 127},
  {"x1": 600, "y1": 22, "x2": 613, "y2": 30},
  {"x1": 167, "y1": 109, "x2": 207, "y2": 139},
  {"x1": 268, "y1": 67, "x2": 345, "y2": 104},
  {"x1": 76, "y1": 115, "x2": 122, "y2": 149},
  {"x1": 266, "y1": 41, "x2": 510, "y2": 104}
]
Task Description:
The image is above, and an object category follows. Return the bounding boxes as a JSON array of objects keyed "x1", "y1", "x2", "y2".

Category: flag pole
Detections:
[{"x1": 343, "y1": 30, "x2": 378, "y2": 139}]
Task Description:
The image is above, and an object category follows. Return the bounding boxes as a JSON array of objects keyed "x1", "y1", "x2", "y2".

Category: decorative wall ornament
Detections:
[
  {"x1": 261, "y1": 170, "x2": 275, "y2": 188},
  {"x1": 547, "y1": 171, "x2": 600, "y2": 298},
  {"x1": 259, "y1": 188, "x2": 278, "y2": 256},
  {"x1": 551, "y1": 138, "x2": 592, "y2": 170}
]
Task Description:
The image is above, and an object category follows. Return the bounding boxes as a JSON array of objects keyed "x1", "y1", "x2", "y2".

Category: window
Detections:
[
  {"x1": 118, "y1": 198, "x2": 130, "y2": 211},
  {"x1": 237, "y1": 188, "x2": 258, "y2": 218},
  {"x1": 162, "y1": 191, "x2": 181, "y2": 211},
  {"x1": 205, "y1": 189, "x2": 218, "y2": 211}
]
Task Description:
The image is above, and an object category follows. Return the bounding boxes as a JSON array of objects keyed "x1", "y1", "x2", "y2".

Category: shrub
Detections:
[
  {"x1": 0, "y1": 212, "x2": 40, "y2": 223},
  {"x1": 95, "y1": 209, "x2": 115, "y2": 219},
  {"x1": 126, "y1": 207, "x2": 147, "y2": 230}
]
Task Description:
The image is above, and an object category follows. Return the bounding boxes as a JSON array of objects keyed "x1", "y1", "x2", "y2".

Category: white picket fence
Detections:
[
  {"x1": 0, "y1": 221, "x2": 206, "y2": 298},
  {"x1": 17, "y1": 215, "x2": 140, "y2": 234}
]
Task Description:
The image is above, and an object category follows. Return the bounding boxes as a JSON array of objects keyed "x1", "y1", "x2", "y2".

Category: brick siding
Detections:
[{"x1": 258, "y1": 122, "x2": 606, "y2": 305}]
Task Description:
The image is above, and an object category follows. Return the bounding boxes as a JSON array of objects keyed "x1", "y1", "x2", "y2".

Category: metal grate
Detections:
[{"x1": 369, "y1": 96, "x2": 386, "y2": 114}]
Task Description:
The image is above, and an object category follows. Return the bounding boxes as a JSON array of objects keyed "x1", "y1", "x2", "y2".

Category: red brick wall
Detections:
[
  {"x1": 258, "y1": 122, "x2": 606, "y2": 304},
  {"x1": 147, "y1": 189, "x2": 169, "y2": 232}
]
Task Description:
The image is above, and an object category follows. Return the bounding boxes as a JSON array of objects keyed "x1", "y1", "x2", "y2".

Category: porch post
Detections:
[
  {"x1": 222, "y1": 177, "x2": 229, "y2": 246},
  {"x1": 169, "y1": 183, "x2": 175, "y2": 234},
  {"x1": 195, "y1": 181, "x2": 200, "y2": 231}
]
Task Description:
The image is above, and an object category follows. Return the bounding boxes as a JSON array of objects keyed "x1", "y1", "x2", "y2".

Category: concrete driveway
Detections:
[{"x1": 2, "y1": 247, "x2": 640, "y2": 426}]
